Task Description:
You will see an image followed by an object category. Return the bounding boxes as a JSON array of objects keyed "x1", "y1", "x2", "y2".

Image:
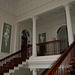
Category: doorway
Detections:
[{"x1": 21, "y1": 30, "x2": 27, "y2": 57}]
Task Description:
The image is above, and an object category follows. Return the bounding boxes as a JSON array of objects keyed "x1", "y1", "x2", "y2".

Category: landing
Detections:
[{"x1": 26, "y1": 55, "x2": 61, "y2": 69}]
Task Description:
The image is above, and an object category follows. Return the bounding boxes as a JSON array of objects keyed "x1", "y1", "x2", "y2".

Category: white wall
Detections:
[
  {"x1": 36, "y1": 15, "x2": 66, "y2": 43},
  {"x1": 0, "y1": 8, "x2": 16, "y2": 58},
  {"x1": 36, "y1": 12, "x2": 75, "y2": 43}
]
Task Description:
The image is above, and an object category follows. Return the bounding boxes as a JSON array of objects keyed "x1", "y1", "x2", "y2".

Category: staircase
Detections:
[
  {"x1": 0, "y1": 50, "x2": 28, "y2": 75},
  {"x1": 68, "y1": 57, "x2": 75, "y2": 75},
  {"x1": 44, "y1": 41, "x2": 75, "y2": 75},
  {"x1": 0, "y1": 57, "x2": 27, "y2": 75}
]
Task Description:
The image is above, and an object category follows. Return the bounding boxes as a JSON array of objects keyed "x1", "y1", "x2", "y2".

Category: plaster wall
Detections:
[
  {"x1": 0, "y1": 8, "x2": 16, "y2": 59},
  {"x1": 36, "y1": 15, "x2": 66, "y2": 43},
  {"x1": 36, "y1": 12, "x2": 75, "y2": 43}
]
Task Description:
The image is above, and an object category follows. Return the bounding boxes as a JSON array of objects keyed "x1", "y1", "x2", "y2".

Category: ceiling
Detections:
[
  {"x1": 37, "y1": 7, "x2": 65, "y2": 23},
  {"x1": 36, "y1": 1, "x2": 75, "y2": 23},
  {"x1": 20, "y1": 1, "x2": 75, "y2": 24}
]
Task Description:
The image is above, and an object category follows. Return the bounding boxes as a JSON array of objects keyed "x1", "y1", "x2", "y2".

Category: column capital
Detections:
[
  {"x1": 31, "y1": 16, "x2": 38, "y2": 20},
  {"x1": 63, "y1": 3, "x2": 71, "y2": 10},
  {"x1": 30, "y1": 68, "x2": 37, "y2": 71}
]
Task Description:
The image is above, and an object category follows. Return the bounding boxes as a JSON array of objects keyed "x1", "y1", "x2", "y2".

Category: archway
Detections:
[
  {"x1": 21, "y1": 29, "x2": 31, "y2": 57},
  {"x1": 21, "y1": 30, "x2": 27, "y2": 57},
  {"x1": 57, "y1": 25, "x2": 68, "y2": 39}
]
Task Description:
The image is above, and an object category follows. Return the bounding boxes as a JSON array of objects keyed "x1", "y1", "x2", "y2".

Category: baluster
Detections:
[
  {"x1": 60, "y1": 40, "x2": 61, "y2": 54},
  {"x1": 57, "y1": 41, "x2": 59, "y2": 54},
  {"x1": 54, "y1": 41, "x2": 55, "y2": 54}
]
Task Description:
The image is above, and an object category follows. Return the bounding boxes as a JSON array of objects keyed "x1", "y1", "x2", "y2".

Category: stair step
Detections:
[
  {"x1": 4, "y1": 66, "x2": 13, "y2": 69},
  {"x1": 18, "y1": 64, "x2": 23, "y2": 67},
  {"x1": 0, "y1": 57, "x2": 27, "y2": 74},
  {"x1": 11, "y1": 60, "x2": 22, "y2": 64},
  {"x1": 22, "y1": 61, "x2": 26, "y2": 65},
  {"x1": 0, "y1": 66, "x2": 9, "y2": 71},
  {"x1": 14, "y1": 67, "x2": 19, "y2": 70},
  {"x1": 9, "y1": 69, "x2": 15, "y2": 73},
  {"x1": 4, "y1": 73, "x2": 10, "y2": 75},
  {"x1": 0, "y1": 70, "x2": 9, "y2": 74}
]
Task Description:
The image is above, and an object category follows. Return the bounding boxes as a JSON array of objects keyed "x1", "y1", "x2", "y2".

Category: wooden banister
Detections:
[
  {"x1": 37, "y1": 38, "x2": 68, "y2": 56},
  {"x1": 0, "y1": 50, "x2": 22, "y2": 62},
  {"x1": 45, "y1": 41, "x2": 75, "y2": 75},
  {"x1": 36, "y1": 38, "x2": 67, "y2": 45}
]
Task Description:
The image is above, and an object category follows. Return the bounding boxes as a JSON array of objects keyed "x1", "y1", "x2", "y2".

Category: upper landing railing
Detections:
[{"x1": 36, "y1": 38, "x2": 69, "y2": 56}]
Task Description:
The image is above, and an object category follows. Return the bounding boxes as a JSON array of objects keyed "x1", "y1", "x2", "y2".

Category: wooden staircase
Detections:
[
  {"x1": 0, "y1": 57, "x2": 28, "y2": 75},
  {"x1": 44, "y1": 41, "x2": 75, "y2": 75},
  {"x1": 0, "y1": 50, "x2": 29, "y2": 75}
]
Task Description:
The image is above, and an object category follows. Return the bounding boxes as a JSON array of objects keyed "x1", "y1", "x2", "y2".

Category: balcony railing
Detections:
[{"x1": 36, "y1": 39, "x2": 68, "y2": 56}]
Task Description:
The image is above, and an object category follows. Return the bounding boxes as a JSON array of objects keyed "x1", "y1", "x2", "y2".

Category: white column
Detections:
[
  {"x1": 32, "y1": 16, "x2": 37, "y2": 57},
  {"x1": 32, "y1": 69, "x2": 37, "y2": 75},
  {"x1": 65, "y1": 4, "x2": 74, "y2": 45}
]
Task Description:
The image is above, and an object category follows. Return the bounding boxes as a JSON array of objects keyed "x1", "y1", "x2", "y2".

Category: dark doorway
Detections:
[{"x1": 21, "y1": 30, "x2": 27, "y2": 57}]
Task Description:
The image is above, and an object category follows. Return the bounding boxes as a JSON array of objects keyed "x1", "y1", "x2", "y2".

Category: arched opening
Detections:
[
  {"x1": 57, "y1": 25, "x2": 69, "y2": 53},
  {"x1": 57, "y1": 25, "x2": 68, "y2": 39},
  {"x1": 21, "y1": 29, "x2": 31, "y2": 57},
  {"x1": 21, "y1": 30, "x2": 27, "y2": 57}
]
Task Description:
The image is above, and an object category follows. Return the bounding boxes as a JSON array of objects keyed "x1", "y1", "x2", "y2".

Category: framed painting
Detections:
[{"x1": 1, "y1": 23, "x2": 12, "y2": 53}]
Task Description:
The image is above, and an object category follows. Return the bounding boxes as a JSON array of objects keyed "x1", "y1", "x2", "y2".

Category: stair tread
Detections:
[{"x1": 0, "y1": 57, "x2": 27, "y2": 74}]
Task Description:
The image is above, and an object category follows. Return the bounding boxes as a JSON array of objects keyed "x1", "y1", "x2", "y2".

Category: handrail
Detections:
[
  {"x1": 37, "y1": 38, "x2": 68, "y2": 56},
  {"x1": 36, "y1": 38, "x2": 67, "y2": 45},
  {"x1": 45, "y1": 41, "x2": 75, "y2": 75},
  {"x1": 0, "y1": 44, "x2": 32, "y2": 62},
  {"x1": 0, "y1": 50, "x2": 22, "y2": 62}
]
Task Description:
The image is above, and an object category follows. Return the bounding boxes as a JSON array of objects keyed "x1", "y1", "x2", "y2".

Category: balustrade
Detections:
[
  {"x1": 44, "y1": 41, "x2": 75, "y2": 75},
  {"x1": 37, "y1": 39, "x2": 68, "y2": 56}
]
